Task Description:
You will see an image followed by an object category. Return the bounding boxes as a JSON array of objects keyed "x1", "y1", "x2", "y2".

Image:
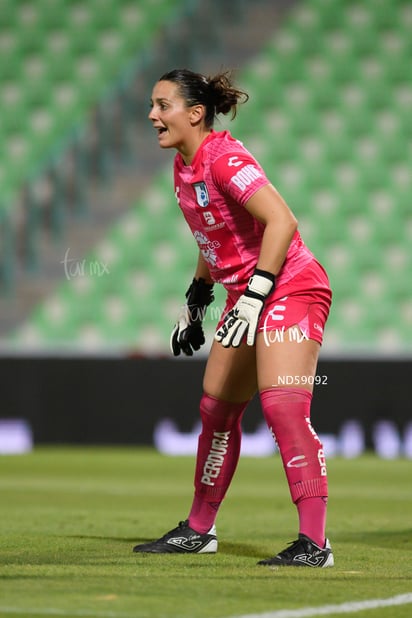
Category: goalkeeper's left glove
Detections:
[
  {"x1": 170, "y1": 277, "x2": 215, "y2": 356},
  {"x1": 214, "y1": 268, "x2": 275, "y2": 347}
]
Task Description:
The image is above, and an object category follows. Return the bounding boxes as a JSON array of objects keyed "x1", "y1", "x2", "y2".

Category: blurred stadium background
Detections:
[{"x1": 0, "y1": 0, "x2": 411, "y2": 455}]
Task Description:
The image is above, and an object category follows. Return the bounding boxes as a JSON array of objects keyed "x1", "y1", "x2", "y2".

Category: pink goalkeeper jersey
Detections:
[{"x1": 174, "y1": 130, "x2": 314, "y2": 293}]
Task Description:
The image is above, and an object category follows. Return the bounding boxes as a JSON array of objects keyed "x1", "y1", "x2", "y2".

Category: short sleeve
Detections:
[{"x1": 211, "y1": 150, "x2": 270, "y2": 206}]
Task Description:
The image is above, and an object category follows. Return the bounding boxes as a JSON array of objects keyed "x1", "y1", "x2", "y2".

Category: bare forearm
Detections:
[
  {"x1": 194, "y1": 251, "x2": 214, "y2": 284},
  {"x1": 256, "y1": 218, "x2": 297, "y2": 276},
  {"x1": 244, "y1": 184, "x2": 298, "y2": 277}
]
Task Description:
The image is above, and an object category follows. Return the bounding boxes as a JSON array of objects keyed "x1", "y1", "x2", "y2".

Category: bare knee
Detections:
[{"x1": 203, "y1": 340, "x2": 257, "y2": 402}]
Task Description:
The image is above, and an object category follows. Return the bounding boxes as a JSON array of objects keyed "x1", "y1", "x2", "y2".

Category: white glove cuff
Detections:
[{"x1": 248, "y1": 273, "x2": 274, "y2": 297}]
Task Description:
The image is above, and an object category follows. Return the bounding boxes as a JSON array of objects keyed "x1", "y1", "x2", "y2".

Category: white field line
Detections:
[
  {"x1": 1, "y1": 593, "x2": 412, "y2": 618},
  {"x1": 230, "y1": 592, "x2": 412, "y2": 618}
]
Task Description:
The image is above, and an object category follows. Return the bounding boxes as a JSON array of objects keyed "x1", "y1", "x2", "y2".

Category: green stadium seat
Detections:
[
  {"x1": 0, "y1": 0, "x2": 187, "y2": 201},
  {"x1": 5, "y1": 0, "x2": 412, "y2": 354},
  {"x1": 37, "y1": 0, "x2": 69, "y2": 28}
]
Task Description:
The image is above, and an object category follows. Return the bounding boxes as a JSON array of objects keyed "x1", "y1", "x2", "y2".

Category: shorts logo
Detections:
[
  {"x1": 267, "y1": 305, "x2": 286, "y2": 321},
  {"x1": 193, "y1": 182, "x2": 209, "y2": 207}
]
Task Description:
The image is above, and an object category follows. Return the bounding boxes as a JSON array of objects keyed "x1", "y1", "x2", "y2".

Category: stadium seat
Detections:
[
  {"x1": 0, "y1": 0, "x2": 186, "y2": 207},
  {"x1": 6, "y1": 0, "x2": 412, "y2": 355}
]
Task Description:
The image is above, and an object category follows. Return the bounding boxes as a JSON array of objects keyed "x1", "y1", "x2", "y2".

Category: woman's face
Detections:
[{"x1": 148, "y1": 80, "x2": 194, "y2": 152}]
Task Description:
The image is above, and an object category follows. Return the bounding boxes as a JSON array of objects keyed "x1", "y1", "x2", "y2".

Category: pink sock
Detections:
[
  {"x1": 188, "y1": 393, "x2": 248, "y2": 534},
  {"x1": 260, "y1": 387, "x2": 328, "y2": 546},
  {"x1": 297, "y1": 497, "x2": 327, "y2": 548}
]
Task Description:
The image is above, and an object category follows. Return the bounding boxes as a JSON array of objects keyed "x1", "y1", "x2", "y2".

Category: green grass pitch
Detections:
[{"x1": 0, "y1": 448, "x2": 411, "y2": 618}]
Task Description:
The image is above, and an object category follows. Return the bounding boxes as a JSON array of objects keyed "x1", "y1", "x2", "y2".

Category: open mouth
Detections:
[{"x1": 156, "y1": 127, "x2": 167, "y2": 135}]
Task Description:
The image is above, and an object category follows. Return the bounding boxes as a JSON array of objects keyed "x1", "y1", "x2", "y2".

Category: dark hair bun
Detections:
[{"x1": 208, "y1": 71, "x2": 249, "y2": 119}]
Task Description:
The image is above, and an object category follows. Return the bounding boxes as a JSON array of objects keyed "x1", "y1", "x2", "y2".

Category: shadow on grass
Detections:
[
  {"x1": 219, "y1": 541, "x2": 263, "y2": 558},
  {"x1": 336, "y1": 528, "x2": 412, "y2": 550},
  {"x1": 65, "y1": 534, "x2": 151, "y2": 544},
  {"x1": 56, "y1": 529, "x2": 412, "y2": 557},
  {"x1": 64, "y1": 535, "x2": 263, "y2": 557}
]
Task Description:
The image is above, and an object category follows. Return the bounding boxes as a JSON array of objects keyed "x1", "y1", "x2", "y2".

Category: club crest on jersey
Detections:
[{"x1": 193, "y1": 182, "x2": 210, "y2": 207}]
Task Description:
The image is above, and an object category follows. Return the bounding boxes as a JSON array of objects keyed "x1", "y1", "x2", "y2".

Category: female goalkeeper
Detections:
[{"x1": 133, "y1": 68, "x2": 334, "y2": 567}]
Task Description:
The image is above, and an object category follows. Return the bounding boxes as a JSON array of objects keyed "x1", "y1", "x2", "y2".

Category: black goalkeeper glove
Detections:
[{"x1": 170, "y1": 278, "x2": 215, "y2": 356}]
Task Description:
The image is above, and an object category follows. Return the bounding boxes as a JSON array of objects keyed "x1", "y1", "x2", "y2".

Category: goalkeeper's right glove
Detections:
[
  {"x1": 170, "y1": 277, "x2": 215, "y2": 356},
  {"x1": 215, "y1": 269, "x2": 275, "y2": 347}
]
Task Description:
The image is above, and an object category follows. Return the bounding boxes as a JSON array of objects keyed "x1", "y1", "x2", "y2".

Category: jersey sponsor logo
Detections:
[
  {"x1": 193, "y1": 181, "x2": 210, "y2": 207},
  {"x1": 204, "y1": 221, "x2": 226, "y2": 232},
  {"x1": 203, "y1": 211, "x2": 216, "y2": 226},
  {"x1": 201, "y1": 212, "x2": 226, "y2": 232},
  {"x1": 227, "y1": 155, "x2": 243, "y2": 167},
  {"x1": 230, "y1": 164, "x2": 263, "y2": 191},
  {"x1": 194, "y1": 230, "x2": 220, "y2": 267},
  {"x1": 174, "y1": 186, "x2": 180, "y2": 205}
]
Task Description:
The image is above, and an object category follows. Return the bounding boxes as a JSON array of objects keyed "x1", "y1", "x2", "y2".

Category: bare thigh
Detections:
[
  {"x1": 256, "y1": 326, "x2": 321, "y2": 393},
  {"x1": 203, "y1": 339, "x2": 258, "y2": 402}
]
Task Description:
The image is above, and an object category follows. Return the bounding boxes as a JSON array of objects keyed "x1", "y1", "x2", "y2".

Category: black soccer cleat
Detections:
[
  {"x1": 133, "y1": 520, "x2": 218, "y2": 554},
  {"x1": 257, "y1": 533, "x2": 334, "y2": 567}
]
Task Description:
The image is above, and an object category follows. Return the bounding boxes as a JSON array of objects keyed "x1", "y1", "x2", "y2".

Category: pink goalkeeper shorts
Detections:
[{"x1": 218, "y1": 259, "x2": 332, "y2": 345}]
